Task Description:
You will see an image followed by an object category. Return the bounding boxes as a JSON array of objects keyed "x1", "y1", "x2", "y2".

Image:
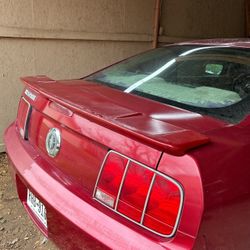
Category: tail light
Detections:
[
  {"x1": 95, "y1": 153, "x2": 128, "y2": 208},
  {"x1": 17, "y1": 97, "x2": 31, "y2": 139},
  {"x1": 94, "y1": 151, "x2": 183, "y2": 237}
]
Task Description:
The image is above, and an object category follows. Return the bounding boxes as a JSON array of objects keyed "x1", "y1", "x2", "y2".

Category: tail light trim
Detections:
[
  {"x1": 140, "y1": 173, "x2": 156, "y2": 224},
  {"x1": 114, "y1": 160, "x2": 130, "y2": 210},
  {"x1": 19, "y1": 97, "x2": 32, "y2": 140},
  {"x1": 93, "y1": 150, "x2": 184, "y2": 238}
]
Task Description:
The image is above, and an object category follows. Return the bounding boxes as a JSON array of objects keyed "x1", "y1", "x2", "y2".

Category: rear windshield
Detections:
[{"x1": 85, "y1": 45, "x2": 250, "y2": 123}]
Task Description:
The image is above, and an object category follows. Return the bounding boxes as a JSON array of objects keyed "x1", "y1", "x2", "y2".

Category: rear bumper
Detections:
[{"x1": 4, "y1": 123, "x2": 193, "y2": 250}]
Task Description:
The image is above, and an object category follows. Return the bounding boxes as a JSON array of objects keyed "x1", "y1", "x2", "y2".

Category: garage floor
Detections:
[{"x1": 0, "y1": 153, "x2": 57, "y2": 249}]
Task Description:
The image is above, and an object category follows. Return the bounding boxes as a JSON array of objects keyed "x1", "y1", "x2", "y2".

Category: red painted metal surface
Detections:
[
  {"x1": 4, "y1": 40, "x2": 250, "y2": 249},
  {"x1": 5, "y1": 124, "x2": 195, "y2": 249},
  {"x1": 21, "y1": 76, "x2": 209, "y2": 156}
]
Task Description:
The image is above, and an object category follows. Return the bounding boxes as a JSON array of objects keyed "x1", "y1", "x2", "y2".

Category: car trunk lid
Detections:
[{"x1": 21, "y1": 75, "x2": 209, "y2": 157}]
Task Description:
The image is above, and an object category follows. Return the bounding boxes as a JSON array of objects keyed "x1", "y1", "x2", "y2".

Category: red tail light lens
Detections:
[
  {"x1": 94, "y1": 151, "x2": 183, "y2": 237},
  {"x1": 17, "y1": 97, "x2": 31, "y2": 139},
  {"x1": 143, "y1": 175, "x2": 181, "y2": 235},
  {"x1": 117, "y1": 162, "x2": 154, "y2": 222},
  {"x1": 95, "y1": 153, "x2": 128, "y2": 208}
]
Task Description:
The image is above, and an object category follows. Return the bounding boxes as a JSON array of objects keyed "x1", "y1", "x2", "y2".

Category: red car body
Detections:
[{"x1": 4, "y1": 39, "x2": 250, "y2": 249}]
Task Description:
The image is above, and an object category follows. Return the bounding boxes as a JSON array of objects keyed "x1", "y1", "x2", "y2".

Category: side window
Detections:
[
  {"x1": 205, "y1": 63, "x2": 224, "y2": 75},
  {"x1": 177, "y1": 61, "x2": 204, "y2": 76}
]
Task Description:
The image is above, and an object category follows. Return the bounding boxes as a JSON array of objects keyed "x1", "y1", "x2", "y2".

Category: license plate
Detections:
[{"x1": 27, "y1": 190, "x2": 47, "y2": 228}]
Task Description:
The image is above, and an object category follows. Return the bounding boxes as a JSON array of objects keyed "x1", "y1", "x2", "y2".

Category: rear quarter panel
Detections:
[{"x1": 192, "y1": 123, "x2": 250, "y2": 249}]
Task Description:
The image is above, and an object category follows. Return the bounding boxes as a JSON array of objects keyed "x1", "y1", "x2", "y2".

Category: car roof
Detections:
[{"x1": 172, "y1": 38, "x2": 250, "y2": 49}]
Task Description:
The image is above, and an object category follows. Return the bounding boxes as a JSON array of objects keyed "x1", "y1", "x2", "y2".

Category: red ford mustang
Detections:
[{"x1": 4, "y1": 39, "x2": 250, "y2": 249}]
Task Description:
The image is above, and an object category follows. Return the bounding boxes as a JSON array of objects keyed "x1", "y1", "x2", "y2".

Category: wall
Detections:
[
  {"x1": 159, "y1": 0, "x2": 245, "y2": 43},
  {"x1": 0, "y1": 0, "x2": 155, "y2": 152}
]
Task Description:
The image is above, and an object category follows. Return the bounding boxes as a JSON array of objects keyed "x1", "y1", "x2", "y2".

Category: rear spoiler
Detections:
[{"x1": 21, "y1": 76, "x2": 210, "y2": 156}]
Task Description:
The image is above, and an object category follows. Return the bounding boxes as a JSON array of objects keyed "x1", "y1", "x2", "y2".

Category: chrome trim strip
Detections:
[
  {"x1": 114, "y1": 160, "x2": 130, "y2": 210},
  {"x1": 93, "y1": 150, "x2": 184, "y2": 238},
  {"x1": 93, "y1": 151, "x2": 112, "y2": 199},
  {"x1": 140, "y1": 173, "x2": 156, "y2": 224}
]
